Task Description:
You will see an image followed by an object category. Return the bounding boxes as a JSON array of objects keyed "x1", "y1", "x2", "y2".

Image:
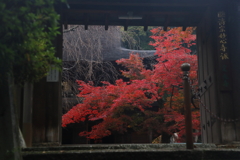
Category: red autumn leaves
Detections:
[{"x1": 62, "y1": 27, "x2": 200, "y2": 142}]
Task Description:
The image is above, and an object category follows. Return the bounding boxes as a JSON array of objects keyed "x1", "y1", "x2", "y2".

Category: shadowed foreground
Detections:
[{"x1": 22, "y1": 144, "x2": 240, "y2": 160}]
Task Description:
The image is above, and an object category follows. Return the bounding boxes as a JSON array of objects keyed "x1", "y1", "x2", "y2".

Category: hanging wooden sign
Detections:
[{"x1": 46, "y1": 66, "x2": 59, "y2": 82}]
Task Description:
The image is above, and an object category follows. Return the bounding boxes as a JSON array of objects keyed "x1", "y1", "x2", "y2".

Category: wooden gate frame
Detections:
[{"x1": 28, "y1": 0, "x2": 240, "y2": 145}]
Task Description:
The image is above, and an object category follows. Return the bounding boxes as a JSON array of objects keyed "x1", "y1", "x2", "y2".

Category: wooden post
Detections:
[
  {"x1": 181, "y1": 63, "x2": 194, "y2": 149},
  {"x1": 32, "y1": 15, "x2": 63, "y2": 146},
  {"x1": 22, "y1": 82, "x2": 33, "y2": 147}
]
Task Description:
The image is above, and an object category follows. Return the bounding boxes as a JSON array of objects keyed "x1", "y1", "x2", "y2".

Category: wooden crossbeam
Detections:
[
  {"x1": 64, "y1": 9, "x2": 197, "y2": 15},
  {"x1": 67, "y1": 0, "x2": 217, "y2": 7},
  {"x1": 65, "y1": 19, "x2": 199, "y2": 27}
]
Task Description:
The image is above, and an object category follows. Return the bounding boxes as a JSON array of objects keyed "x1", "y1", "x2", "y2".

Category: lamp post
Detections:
[{"x1": 181, "y1": 63, "x2": 194, "y2": 149}]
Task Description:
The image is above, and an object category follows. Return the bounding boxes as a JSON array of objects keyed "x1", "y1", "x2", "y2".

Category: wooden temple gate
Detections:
[{"x1": 26, "y1": 0, "x2": 240, "y2": 146}]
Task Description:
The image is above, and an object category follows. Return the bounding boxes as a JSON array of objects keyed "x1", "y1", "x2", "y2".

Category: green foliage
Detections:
[
  {"x1": 0, "y1": 0, "x2": 64, "y2": 83},
  {"x1": 121, "y1": 26, "x2": 155, "y2": 50}
]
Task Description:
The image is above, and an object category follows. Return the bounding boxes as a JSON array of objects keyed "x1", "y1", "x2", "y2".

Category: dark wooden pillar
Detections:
[
  {"x1": 32, "y1": 25, "x2": 63, "y2": 146},
  {"x1": 22, "y1": 83, "x2": 33, "y2": 147},
  {"x1": 227, "y1": 0, "x2": 240, "y2": 142},
  {"x1": 215, "y1": 8, "x2": 236, "y2": 143},
  {"x1": 197, "y1": 8, "x2": 221, "y2": 143},
  {"x1": 197, "y1": 5, "x2": 238, "y2": 143}
]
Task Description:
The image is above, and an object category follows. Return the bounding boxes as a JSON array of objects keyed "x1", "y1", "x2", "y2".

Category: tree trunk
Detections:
[{"x1": 0, "y1": 73, "x2": 22, "y2": 160}]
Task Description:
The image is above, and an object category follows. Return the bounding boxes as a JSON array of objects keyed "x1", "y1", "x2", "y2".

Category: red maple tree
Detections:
[{"x1": 62, "y1": 27, "x2": 200, "y2": 142}]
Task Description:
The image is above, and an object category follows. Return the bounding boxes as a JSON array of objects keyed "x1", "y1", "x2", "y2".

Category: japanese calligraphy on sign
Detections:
[
  {"x1": 217, "y1": 11, "x2": 231, "y2": 90},
  {"x1": 218, "y1": 11, "x2": 229, "y2": 60}
]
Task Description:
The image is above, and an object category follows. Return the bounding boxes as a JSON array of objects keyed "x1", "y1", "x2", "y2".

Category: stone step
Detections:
[{"x1": 22, "y1": 144, "x2": 240, "y2": 160}]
